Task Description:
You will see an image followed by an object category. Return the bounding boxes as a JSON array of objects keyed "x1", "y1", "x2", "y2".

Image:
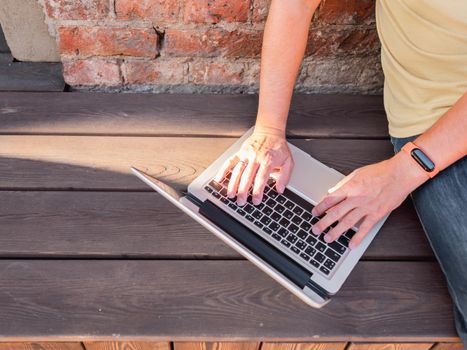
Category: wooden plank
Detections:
[
  {"x1": 0, "y1": 191, "x2": 432, "y2": 260},
  {"x1": 0, "y1": 343, "x2": 83, "y2": 350},
  {"x1": 83, "y1": 342, "x2": 170, "y2": 350},
  {"x1": 0, "y1": 53, "x2": 13, "y2": 64},
  {"x1": 261, "y1": 343, "x2": 347, "y2": 350},
  {"x1": 0, "y1": 92, "x2": 388, "y2": 138},
  {"x1": 0, "y1": 260, "x2": 458, "y2": 342},
  {"x1": 430, "y1": 344, "x2": 465, "y2": 350},
  {"x1": 347, "y1": 344, "x2": 433, "y2": 350},
  {"x1": 173, "y1": 342, "x2": 259, "y2": 350},
  {"x1": 0, "y1": 137, "x2": 395, "y2": 190},
  {"x1": 0, "y1": 63, "x2": 65, "y2": 92}
]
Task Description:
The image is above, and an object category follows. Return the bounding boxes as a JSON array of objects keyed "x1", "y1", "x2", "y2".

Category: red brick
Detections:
[
  {"x1": 306, "y1": 28, "x2": 379, "y2": 57},
  {"x1": 316, "y1": 0, "x2": 375, "y2": 25},
  {"x1": 188, "y1": 60, "x2": 244, "y2": 85},
  {"x1": 164, "y1": 28, "x2": 262, "y2": 58},
  {"x1": 184, "y1": 0, "x2": 250, "y2": 24},
  {"x1": 58, "y1": 26, "x2": 159, "y2": 58},
  {"x1": 122, "y1": 59, "x2": 185, "y2": 84},
  {"x1": 115, "y1": 0, "x2": 180, "y2": 23},
  {"x1": 62, "y1": 58, "x2": 121, "y2": 86},
  {"x1": 252, "y1": 0, "x2": 270, "y2": 23},
  {"x1": 43, "y1": 0, "x2": 110, "y2": 20}
]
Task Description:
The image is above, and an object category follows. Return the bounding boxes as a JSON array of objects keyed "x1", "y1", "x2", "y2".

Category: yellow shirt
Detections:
[{"x1": 376, "y1": 0, "x2": 467, "y2": 137}]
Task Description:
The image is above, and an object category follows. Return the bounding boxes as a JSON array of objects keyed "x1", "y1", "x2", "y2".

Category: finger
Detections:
[
  {"x1": 236, "y1": 161, "x2": 260, "y2": 206},
  {"x1": 252, "y1": 163, "x2": 273, "y2": 205},
  {"x1": 312, "y1": 189, "x2": 346, "y2": 217},
  {"x1": 274, "y1": 157, "x2": 294, "y2": 194},
  {"x1": 349, "y1": 216, "x2": 378, "y2": 249},
  {"x1": 312, "y1": 198, "x2": 355, "y2": 235},
  {"x1": 214, "y1": 154, "x2": 239, "y2": 182},
  {"x1": 323, "y1": 208, "x2": 365, "y2": 243},
  {"x1": 227, "y1": 159, "x2": 247, "y2": 198}
]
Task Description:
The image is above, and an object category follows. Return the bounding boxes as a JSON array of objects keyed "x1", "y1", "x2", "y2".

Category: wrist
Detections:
[
  {"x1": 390, "y1": 150, "x2": 429, "y2": 193},
  {"x1": 254, "y1": 124, "x2": 286, "y2": 138}
]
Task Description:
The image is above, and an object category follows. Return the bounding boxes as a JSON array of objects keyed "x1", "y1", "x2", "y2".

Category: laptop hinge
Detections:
[{"x1": 198, "y1": 199, "x2": 330, "y2": 300}]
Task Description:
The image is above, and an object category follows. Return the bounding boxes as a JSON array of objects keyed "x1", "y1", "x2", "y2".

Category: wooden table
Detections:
[{"x1": 0, "y1": 92, "x2": 462, "y2": 350}]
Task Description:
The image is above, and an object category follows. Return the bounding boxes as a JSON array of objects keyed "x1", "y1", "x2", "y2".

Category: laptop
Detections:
[{"x1": 131, "y1": 126, "x2": 388, "y2": 307}]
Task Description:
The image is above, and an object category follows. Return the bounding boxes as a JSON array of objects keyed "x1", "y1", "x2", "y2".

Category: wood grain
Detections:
[
  {"x1": 0, "y1": 260, "x2": 457, "y2": 342},
  {"x1": 0, "y1": 137, "x2": 394, "y2": 190},
  {"x1": 347, "y1": 344, "x2": 433, "y2": 350},
  {"x1": 261, "y1": 343, "x2": 347, "y2": 350},
  {"x1": 0, "y1": 343, "x2": 83, "y2": 350},
  {"x1": 0, "y1": 92, "x2": 387, "y2": 138},
  {"x1": 0, "y1": 191, "x2": 431, "y2": 259},
  {"x1": 430, "y1": 344, "x2": 465, "y2": 350},
  {"x1": 0, "y1": 63, "x2": 65, "y2": 92},
  {"x1": 83, "y1": 342, "x2": 170, "y2": 350},
  {"x1": 173, "y1": 342, "x2": 259, "y2": 350}
]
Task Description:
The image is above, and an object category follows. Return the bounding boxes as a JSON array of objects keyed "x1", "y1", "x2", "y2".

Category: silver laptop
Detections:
[{"x1": 131, "y1": 126, "x2": 388, "y2": 307}]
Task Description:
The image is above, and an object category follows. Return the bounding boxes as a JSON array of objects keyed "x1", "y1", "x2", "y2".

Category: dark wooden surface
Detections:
[
  {"x1": 0, "y1": 63, "x2": 65, "y2": 92},
  {"x1": 0, "y1": 26, "x2": 8, "y2": 54},
  {"x1": 0, "y1": 92, "x2": 459, "y2": 343}
]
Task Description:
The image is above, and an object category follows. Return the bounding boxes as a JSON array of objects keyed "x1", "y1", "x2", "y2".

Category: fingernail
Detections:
[
  {"x1": 312, "y1": 227, "x2": 320, "y2": 235},
  {"x1": 311, "y1": 208, "x2": 317, "y2": 216},
  {"x1": 237, "y1": 198, "x2": 245, "y2": 206},
  {"x1": 324, "y1": 234, "x2": 332, "y2": 243}
]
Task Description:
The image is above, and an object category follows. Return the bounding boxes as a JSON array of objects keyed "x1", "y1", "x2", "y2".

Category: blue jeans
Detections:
[{"x1": 391, "y1": 136, "x2": 467, "y2": 346}]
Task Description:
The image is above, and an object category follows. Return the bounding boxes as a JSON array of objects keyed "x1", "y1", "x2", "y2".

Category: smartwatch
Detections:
[{"x1": 401, "y1": 141, "x2": 439, "y2": 179}]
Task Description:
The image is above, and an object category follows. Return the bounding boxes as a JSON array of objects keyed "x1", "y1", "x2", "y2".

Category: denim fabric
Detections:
[{"x1": 391, "y1": 136, "x2": 467, "y2": 347}]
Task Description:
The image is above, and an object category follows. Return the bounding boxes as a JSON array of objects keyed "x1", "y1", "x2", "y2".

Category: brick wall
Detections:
[{"x1": 39, "y1": 0, "x2": 383, "y2": 93}]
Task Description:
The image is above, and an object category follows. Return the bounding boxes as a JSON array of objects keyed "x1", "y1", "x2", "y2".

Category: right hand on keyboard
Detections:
[{"x1": 214, "y1": 125, "x2": 294, "y2": 207}]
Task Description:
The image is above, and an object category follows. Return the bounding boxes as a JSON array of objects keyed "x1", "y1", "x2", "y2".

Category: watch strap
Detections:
[{"x1": 401, "y1": 141, "x2": 439, "y2": 179}]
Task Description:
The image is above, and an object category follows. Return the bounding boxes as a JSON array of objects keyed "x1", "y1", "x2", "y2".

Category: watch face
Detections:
[{"x1": 411, "y1": 148, "x2": 436, "y2": 172}]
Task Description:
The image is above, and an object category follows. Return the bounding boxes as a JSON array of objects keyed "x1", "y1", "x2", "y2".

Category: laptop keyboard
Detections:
[{"x1": 204, "y1": 171, "x2": 356, "y2": 278}]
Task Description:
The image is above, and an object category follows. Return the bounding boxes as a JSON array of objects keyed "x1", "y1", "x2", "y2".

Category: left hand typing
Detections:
[{"x1": 311, "y1": 152, "x2": 427, "y2": 249}]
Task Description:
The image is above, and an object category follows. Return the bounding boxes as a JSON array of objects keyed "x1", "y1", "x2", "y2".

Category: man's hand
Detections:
[
  {"x1": 214, "y1": 126, "x2": 294, "y2": 206},
  {"x1": 311, "y1": 151, "x2": 428, "y2": 249}
]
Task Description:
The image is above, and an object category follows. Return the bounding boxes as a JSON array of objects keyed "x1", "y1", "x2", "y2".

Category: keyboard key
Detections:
[
  {"x1": 291, "y1": 246, "x2": 300, "y2": 254},
  {"x1": 212, "y1": 192, "x2": 221, "y2": 199},
  {"x1": 252, "y1": 210, "x2": 263, "y2": 219},
  {"x1": 315, "y1": 252, "x2": 325, "y2": 263},
  {"x1": 254, "y1": 221, "x2": 264, "y2": 229},
  {"x1": 297, "y1": 230, "x2": 308, "y2": 240},
  {"x1": 324, "y1": 259, "x2": 336, "y2": 270},
  {"x1": 209, "y1": 180, "x2": 223, "y2": 191},
  {"x1": 338, "y1": 235, "x2": 350, "y2": 247},
  {"x1": 345, "y1": 229, "x2": 357, "y2": 239},
  {"x1": 278, "y1": 228, "x2": 288, "y2": 237},
  {"x1": 283, "y1": 210, "x2": 294, "y2": 219},
  {"x1": 296, "y1": 239, "x2": 306, "y2": 250},
  {"x1": 293, "y1": 206, "x2": 304, "y2": 215},
  {"x1": 245, "y1": 214, "x2": 255, "y2": 222},
  {"x1": 220, "y1": 197, "x2": 229, "y2": 204},
  {"x1": 269, "y1": 222, "x2": 280, "y2": 231},
  {"x1": 300, "y1": 221, "x2": 311, "y2": 231},
  {"x1": 300, "y1": 253, "x2": 311, "y2": 261},
  {"x1": 244, "y1": 204, "x2": 255, "y2": 213},
  {"x1": 275, "y1": 204, "x2": 285, "y2": 214},
  {"x1": 256, "y1": 203, "x2": 265, "y2": 210},
  {"x1": 316, "y1": 242, "x2": 326, "y2": 252},
  {"x1": 311, "y1": 217, "x2": 319, "y2": 225},
  {"x1": 263, "y1": 227, "x2": 273, "y2": 235},
  {"x1": 269, "y1": 190, "x2": 278, "y2": 199},
  {"x1": 260, "y1": 216, "x2": 271, "y2": 225},
  {"x1": 320, "y1": 266, "x2": 330, "y2": 275},
  {"x1": 329, "y1": 240, "x2": 347, "y2": 255},
  {"x1": 279, "y1": 217, "x2": 290, "y2": 227},
  {"x1": 286, "y1": 234, "x2": 298, "y2": 244},
  {"x1": 324, "y1": 248, "x2": 341, "y2": 262},
  {"x1": 271, "y1": 212, "x2": 281, "y2": 221},
  {"x1": 310, "y1": 260, "x2": 320, "y2": 269},
  {"x1": 305, "y1": 246, "x2": 316, "y2": 256},
  {"x1": 237, "y1": 208, "x2": 246, "y2": 216},
  {"x1": 281, "y1": 239, "x2": 291, "y2": 248},
  {"x1": 291, "y1": 215, "x2": 302, "y2": 225},
  {"x1": 301, "y1": 211, "x2": 312, "y2": 221},
  {"x1": 306, "y1": 235, "x2": 317, "y2": 245},
  {"x1": 288, "y1": 224, "x2": 299, "y2": 233},
  {"x1": 272, "y1": 233, "x2": 282, "y2": 241},
  {"x1": 266, "y1": 199, "x2": 276, "y2": 208},
  {"x1": 276, "y1": 195, "x2": 287, "y2": 204},
  {"x1": 204, "y1": 186, "x2": 213, "y2": 193},
  {"x1": 228, "y1": 203, "x2": 237, "y2": 210},
  {"x1": 284, "y1": 200, "x2": 295, "y2": 210},
  {"x1": 220, "y1": 188, "x2": 228, "y2": 197},
  {"x1": 262, "y1": 206, "x2": 273, "y2": 216}
]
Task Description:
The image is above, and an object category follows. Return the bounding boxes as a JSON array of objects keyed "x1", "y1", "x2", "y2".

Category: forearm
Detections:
[{"x1": 255, "y1": 0, "x2": 320, "y2": 136}]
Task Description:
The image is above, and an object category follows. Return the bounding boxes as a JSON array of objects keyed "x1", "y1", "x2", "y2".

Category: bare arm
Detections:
[{"x1": 255, "y1": 0, "x2": 321, "y2": 136}]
